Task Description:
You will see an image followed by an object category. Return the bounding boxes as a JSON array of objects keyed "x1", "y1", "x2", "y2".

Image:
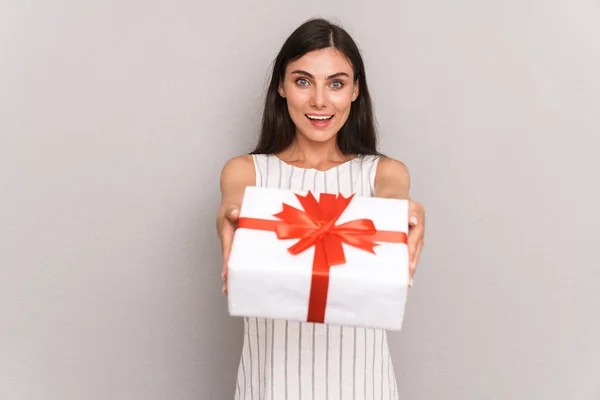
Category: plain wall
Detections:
[{"x1": 1, "y1": 0, "x2": 599, "y2": 399}]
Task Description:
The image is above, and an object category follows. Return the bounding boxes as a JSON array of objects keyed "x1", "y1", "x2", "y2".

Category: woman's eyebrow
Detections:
[
  {"x1": 326, "y1": 72, "x2": 350, "y2": 79},
  {"x1": 290, "y1": 70, "x2": 350, "y2": 80}
]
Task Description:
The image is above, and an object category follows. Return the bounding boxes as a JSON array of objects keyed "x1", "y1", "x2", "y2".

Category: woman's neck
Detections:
[{"x1": 275, "y1": 135, "x2": 356, "y2": 170}]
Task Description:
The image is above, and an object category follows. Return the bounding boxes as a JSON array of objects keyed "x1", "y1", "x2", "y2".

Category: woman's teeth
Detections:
[{"x1": 306, "y1": 115, "x2": 333, "y2": 120}]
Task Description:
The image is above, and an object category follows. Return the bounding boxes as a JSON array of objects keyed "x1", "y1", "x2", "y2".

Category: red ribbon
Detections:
[{"x1": 237, "y1": 191, "x2": 407, "y2": 323}]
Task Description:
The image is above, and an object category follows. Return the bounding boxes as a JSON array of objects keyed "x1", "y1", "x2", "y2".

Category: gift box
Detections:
[{"x1": 227, "y1": 186, "x2": 409, "y2": 330}]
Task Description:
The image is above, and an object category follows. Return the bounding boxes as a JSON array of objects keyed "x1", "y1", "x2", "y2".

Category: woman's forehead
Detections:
[{"x1": 286, "y1": 48, "x2": 354, "y2": 78}]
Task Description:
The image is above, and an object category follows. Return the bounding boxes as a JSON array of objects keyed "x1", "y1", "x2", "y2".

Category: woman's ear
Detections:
[
  {"x1": 352, "y1": 79, "x2": 359, "y2": 102},
  {"x1": 278, "y1": 82, "x2": 286, "y2": 98}
]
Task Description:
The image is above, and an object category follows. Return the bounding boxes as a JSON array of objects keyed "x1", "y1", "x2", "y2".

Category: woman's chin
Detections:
[{"x1": 296, "y1": 126, "x2": 339, "y2": 143}]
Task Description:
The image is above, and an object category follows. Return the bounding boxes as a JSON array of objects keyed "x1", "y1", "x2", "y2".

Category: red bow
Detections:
[{"x1": 238, "y1": 191, "x2": 407, "y2": 323}]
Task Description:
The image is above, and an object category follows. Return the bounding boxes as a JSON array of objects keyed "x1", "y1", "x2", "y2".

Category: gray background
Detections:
[{"x1": 1, "y1": 0, "x2": 598, "y2": 399}]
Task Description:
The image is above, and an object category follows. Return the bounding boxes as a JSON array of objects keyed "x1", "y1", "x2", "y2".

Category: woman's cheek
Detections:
[
  {"x1": 288, "y1": 91, "x2": 310, "y2": 108},
  {"x1": 327, "y1": 91, "x2": 353, "y2": 108}
]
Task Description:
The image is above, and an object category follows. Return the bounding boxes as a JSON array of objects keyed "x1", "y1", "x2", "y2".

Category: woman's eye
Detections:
[
  {"x1": 296, "y1": 78, "x2": 310, "y2": 87},
  {"x1": 330, "y1": 81, "x2": 344, "y2": 89}
]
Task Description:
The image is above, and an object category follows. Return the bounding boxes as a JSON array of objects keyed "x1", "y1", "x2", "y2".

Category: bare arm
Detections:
[
  {"x1": 373, "y1": 156, "x2": 424, "y2": 288},
  {"x1": 216, "y1": 155, "x2": 255, "y2": 294}
]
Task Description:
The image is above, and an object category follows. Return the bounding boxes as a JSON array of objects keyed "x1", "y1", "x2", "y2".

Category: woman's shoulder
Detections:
[
  {"x1": 376, "y1": 155, "x2": 409, "y2": 174},
  {"x1": 373, "y1": 155, "x2": 410, "y2": 198},
  {"x1": 220, "y1": 154, "x2": 255, "y2": 186},
  {"x1": 358, "y1": 153, "x2": 408, "y2": 174},
  {"x1": 222, "y1": 154, "x2": 254, "y2": 169}
]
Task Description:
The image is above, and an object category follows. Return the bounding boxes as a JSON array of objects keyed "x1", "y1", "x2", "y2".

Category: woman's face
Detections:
[{"x1": 278, "y1": 48, "x2": 359, "y2": 144}]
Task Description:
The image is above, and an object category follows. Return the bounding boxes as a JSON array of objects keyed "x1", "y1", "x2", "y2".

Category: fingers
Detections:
[
  {"x1": 225, "y1": 206, "x2": 240, "y2": 223},
  {"x1": 408, "y1": 200, "x2": 425, "y2": 258},
  {"x1": 407, "y1": 201, "x2": 425, "y2": 289},
  {"x1": 408, "y1": 236, "x2": 423, "y2": 275},
  {"x1": 219, "y1": 217, "x2": 238, "y2": 298},
  {"x1": 221, "y1": 262, "x2": 229, "y2": 296},
  {"x1": 409, "y1": 215, "x2": 419, "y2": 227},
  {"x1": 222, "y1": 269, "x2": 228, "y2": 296},
  {"x1": 407, "y1": 221, "x2": 424, "y2": 263},
  {"x1": 407, "y1": 233, "x2": 424, "y2": 284},
  {"x1": 410, "y1": 240, "x2": 424, "y2": 278},
  {"x1": 221, "y1": 222, "x2": 235, "y2": 262},
  {"x1": 220, "y1": 207, "x2": 239, "y2": 256},
  {"x1": 220, "y1": 206, "x2": 240, "y2": 296},
  {"x1": 408, "y1": 201, "x2": 425, "y2": 231}
]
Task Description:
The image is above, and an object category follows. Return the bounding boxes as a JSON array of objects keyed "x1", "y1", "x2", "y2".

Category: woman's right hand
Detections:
[
  {"x1": 218, "y1": 205, "x2": 240, "y2": 295},
  {"x1": 216, "y1": 155, "x2": 255, "y2": 296}
]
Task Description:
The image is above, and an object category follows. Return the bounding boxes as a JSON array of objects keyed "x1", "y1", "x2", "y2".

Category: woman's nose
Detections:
[{"x1": 310, "y1": 87, "x2": 326, "y2": 107}]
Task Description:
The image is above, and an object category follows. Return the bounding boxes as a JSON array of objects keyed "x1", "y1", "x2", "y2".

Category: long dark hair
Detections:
[{"x1": 251, "y1": 18, "x2": 380, "y2": 156}]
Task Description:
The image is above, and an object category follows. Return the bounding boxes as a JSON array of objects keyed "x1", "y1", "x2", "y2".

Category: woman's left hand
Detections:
[
  {"x1": 372, "y1": 157, "x2": 426, "y2": 289},
  {"x1": 407, "y1": 199, "x2": 425, "y2": 288}
]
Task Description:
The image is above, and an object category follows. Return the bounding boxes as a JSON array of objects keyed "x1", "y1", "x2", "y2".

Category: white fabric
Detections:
[{"x1": 233, "y1": 154, "x2": 400, "y2": 400}]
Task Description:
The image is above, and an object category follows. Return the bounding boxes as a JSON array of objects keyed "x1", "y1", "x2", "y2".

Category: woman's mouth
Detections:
[{"x1": 306, "y1": 114, "x2": 334, "y2": 129}]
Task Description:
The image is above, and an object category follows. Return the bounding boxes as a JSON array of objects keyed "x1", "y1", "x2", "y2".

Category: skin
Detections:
[{"x1": 217, "y1": 48, "x2": 425, "y2": 294}]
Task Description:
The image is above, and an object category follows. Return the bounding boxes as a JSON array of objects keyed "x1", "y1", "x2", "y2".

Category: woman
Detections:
[{"x1": 217, "y1": 18, "x2": 425, "y2": 400}]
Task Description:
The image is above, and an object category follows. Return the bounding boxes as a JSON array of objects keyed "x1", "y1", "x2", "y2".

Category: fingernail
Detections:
[
  {"x1": 409, "y1": 278, "x2": 414, "y2": 287},
  {"x1": 409, "y1": 216, "x2": 418, "y2": 225}
]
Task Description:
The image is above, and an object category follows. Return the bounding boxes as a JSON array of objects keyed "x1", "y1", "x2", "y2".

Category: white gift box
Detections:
[{"x1": 227, "y1": 186, "x2": 409, "y2": 331}]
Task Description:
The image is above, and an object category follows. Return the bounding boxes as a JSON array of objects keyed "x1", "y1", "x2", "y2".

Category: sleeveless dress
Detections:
[{"x1": 234, "y1": 153, "x2": 400, "y2": 400}]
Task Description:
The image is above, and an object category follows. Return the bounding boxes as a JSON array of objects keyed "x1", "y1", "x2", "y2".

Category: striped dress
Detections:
[{"x1": 234, "y1": 153, "x2": 399, "y2": 400}]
